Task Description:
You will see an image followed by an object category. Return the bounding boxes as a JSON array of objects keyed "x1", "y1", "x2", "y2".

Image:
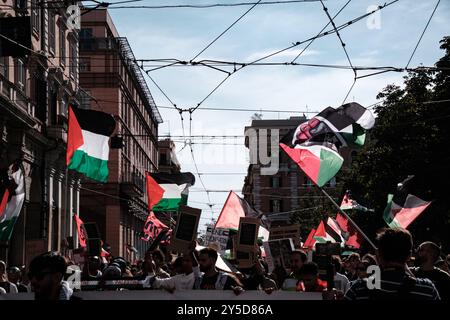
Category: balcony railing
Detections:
[{"x1": 0, "y1": 73, "x2": 35, "y2": 118}]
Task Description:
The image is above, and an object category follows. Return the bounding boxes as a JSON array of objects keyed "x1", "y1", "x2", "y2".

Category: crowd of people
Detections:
[{"x1": 0, "y1": 228, "x2": 449, "y2": 300}]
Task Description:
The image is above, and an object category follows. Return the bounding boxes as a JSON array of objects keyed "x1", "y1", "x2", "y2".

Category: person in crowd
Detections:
[
  {"x1": 7, "y1": 266, "x2": 29, "y2": 292},
  {"x1": 332, "y1": 256, "x2": 350, "y2": 294},
  {"x1": 151, "y1": 249, "x2": 171, "y2": 278},
  {"x1": 411, "y1": 241, "x2": 450, "y2": 300},
  {"x1": 343, "y1": 253, "x2": 361, "y2": 281},
  {"x1": 297, "y1": 262, "x2": 327, "y2": 292},
  {"x1": 0, "y1": 287, "x2": 6, "y2": 295},
  {"x1": 240, "y1": 259, "x2": 277, "y2": 292},
  {"x1": 194, "y1": 247, "x2": 244, "y2": 294},
  {"x1": 344, "y1": 228, "x2": 440, "y2": 300},
  {"x1": 28, "y1": 252, "x2": 79, "y2": 300},
  {"x1": 281, "y1": 250, "x2": 307, "y2": 290},
  {"x1": 355, "y1": 259, "x2": 371, "y2": 280},
  {"x1": 82, "y1": 256, "x2": 103, "y2": 280},
  {"x1": 436, "y1": 259, "x2": 450, "y2": 274},
  {"x1": 145, "y1": 247, "x2": 200, "y2": 291},
  {"x1": 0, "y1": 260, "x2": 18, "y2": 294},
  {"x1": 102, "y1": 264, "x2": 122, "y2": 280}
]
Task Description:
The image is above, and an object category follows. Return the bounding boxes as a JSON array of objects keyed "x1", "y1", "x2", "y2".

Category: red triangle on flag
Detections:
[
  {"x1": 335, "y1": 213, "x2": 363, "y2": 249},
  {"x1": 303, "y1": 228, "x2": 316, "y2": 249},
  {"x1": 215, "y1": 191, "x2": 246, "y2": 230},
  {"x1": 146, "y1": 172, "x2": 165, "y2": 211}
]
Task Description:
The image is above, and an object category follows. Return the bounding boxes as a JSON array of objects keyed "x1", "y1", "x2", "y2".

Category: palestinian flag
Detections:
[
  {"x1": 335, "y1": 213, "x2": 364, "y2": 249},
  {"x1": 340, "y1": 190, "x2": 373, "y2": 212},
  {"x1": 280, "y1": 142, "x2": 343, "y2": 187},
  {"x1": 0, "y1": 164, "x2": 25, "y2": 242},
  {"x1": 148, "y1": 172, "x2": 195, "y2": 212},
  {"x1": 383, "y1": 193, "x2": 431, "y2": 229},
  {"x1": 313, "y1": 218, "x2": 344, "y2": 245},
  {"x1": 303, "y1": 228, "x2": 316, "y2": 249},
  {"x1": 292, "y1": 102, "x2": 374, "y2": 148},
  {"x1": 66, "y1": 105, "x2": 116, "y2": 183},
  {"x1": 215, "y1": 191, "x2": 261, "y2": 230}
]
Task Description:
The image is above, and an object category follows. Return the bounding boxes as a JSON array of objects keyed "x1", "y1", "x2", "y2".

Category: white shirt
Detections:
[
  {"x1": 334, "y1": 272, "x2": 350, "y2": 293},
  {"x1": 145, "y1": 266, "x2": 200, "y2": 291}
]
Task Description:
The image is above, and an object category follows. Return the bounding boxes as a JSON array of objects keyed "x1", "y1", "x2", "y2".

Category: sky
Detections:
[{"x1": 100, "y1": 0, "x2": 450, "y2": 232}]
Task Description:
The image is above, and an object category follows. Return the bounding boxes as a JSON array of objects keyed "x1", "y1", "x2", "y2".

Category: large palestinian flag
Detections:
[
  {"x1": 66, "y1": 105, "x2": 116, "y2": 183},
  {"x1": 383, "y1": 193, "x2": 431, "y2": 229},
  {"x1": 0, "y1": 164, "x2": 25, "y2": 242},
  {"x1": 147, "y1": 172, "x2": 195, "y2": 212},
  {"x1": 293, "y1": 102, "x2": 375, "y2": 148},
  {"x1": 280, "y1": 142, "x2": 343, "y2": 187}
]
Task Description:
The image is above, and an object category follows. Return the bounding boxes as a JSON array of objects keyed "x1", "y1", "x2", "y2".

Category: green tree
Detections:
[{"x1": 344, "y1": 36, "x2": 450, "y2": 252}]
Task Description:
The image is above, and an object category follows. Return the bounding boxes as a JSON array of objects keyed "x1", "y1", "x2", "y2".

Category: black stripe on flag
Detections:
[
  {"x1": 71, "y1": 106, "x2": 116, "y2": 136},
  {"x1": 149, "y1": 172, "x2": 196, "y2": 186},
  {"x1": 325, "y1": 221, "x2": 343, "y2": 243}
]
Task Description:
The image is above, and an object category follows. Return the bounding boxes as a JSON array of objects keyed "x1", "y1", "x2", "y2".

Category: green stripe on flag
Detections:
[
  {"x1": 0, "y1": 217, "x2": 17, "y2": 242},
  {"x1": 317, "y1": 148, "x2": 344, "y2": 187},
  {"x1": 68, "y1": 150, "x2": 109, "y2": 182}
]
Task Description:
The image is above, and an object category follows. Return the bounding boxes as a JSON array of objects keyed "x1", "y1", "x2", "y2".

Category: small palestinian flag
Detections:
[
  {"x1": 340, "y1": 190, "x2": 373, "y2": 212},
  {"x1": 0, "y1": 164, "x2": 25, "y2": 242},
  {"x1": 383, "y1": 193, "x2": 431, "y2": 229},
  {"x1": 148, "y1": 172, "x2": 195, "y2": 212},
  {"x1": 66, "y1": 105, "x2": 116, "y2": 183},
  {"x1": 280, "y1": 142, "x2": 343, "y2": 187},
  {"x1": 293, "y1": 102, "x2": 375, "y2": 148},
  {"x1": 335, "y1": 213, "x2": 364, "y2": 249},
  {"x1": 313, "y1": 218, "x2": 344, "y2": 245},
  {"x1": 303, "y1": 228, "x2": 316, "y2": 249},
  {"x1": 215, "y1": 191, "x2": 261, "y2": 230}
]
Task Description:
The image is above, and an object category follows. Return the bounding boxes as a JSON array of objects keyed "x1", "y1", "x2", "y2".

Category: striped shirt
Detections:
[{"x1": 344, "y1": 270, "x2": 440, "y2": 300}]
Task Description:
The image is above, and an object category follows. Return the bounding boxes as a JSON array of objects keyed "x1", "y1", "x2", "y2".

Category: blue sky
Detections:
[{"x1": 103, "y1": 0, "x2": 450, "y2": 231}]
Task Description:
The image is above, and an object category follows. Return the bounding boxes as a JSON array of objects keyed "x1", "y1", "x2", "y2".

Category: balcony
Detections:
[
  {"x1": 120, "y1": 172, "x2": 144, "y2": 197},
  {"x1": 0, "y1": 73, "x2": 38, "y2": 129},
  {"x1": 47, "y1": 117, "x2": 68, "y2": 143}
]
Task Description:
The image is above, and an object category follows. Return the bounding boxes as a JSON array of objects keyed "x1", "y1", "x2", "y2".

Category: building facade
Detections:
[
  {"x1": 242, "y1": 117, "x2": 356, "y2": 228},
  {"x1": 78, "y1": 9, "x2": 162, "y2": 260},
  {"x1": 0, "y1": 1, "x2": 81, "y2": 265},
  {"x1": 158, "y1": 139, "x2": 180, "y2": 174}
]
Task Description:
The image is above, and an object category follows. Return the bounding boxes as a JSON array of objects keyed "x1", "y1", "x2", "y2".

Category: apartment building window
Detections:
[
  {"x1": 48, "y1": 13, "x2": 55, "y2": 54},
  {"x1": 270, "y1": 199, "x2": 281, "y2": 213},
  {"x1": 31, "y1": 0, "x2": 40, "y2": 36},
  {"x1": 15, "y1": 0, "x2": 27, "y2": 10},
  {"x1": 79, "y1": 57, "x2": 91, "y2": 72},
  {"x1": 70, "y1": 39, "x2": 78, "y2": 79},
  {"x1": 0, "y1": 57, "x2": 8, "y2": 78},
  {"x1": 270, "y1": 176, "x2": 280, "y2": 188},
  {"x1": 16, "y1": 58, "x2": 26, "y2": 91},
  {"x1": 59, "y1": 26, "x2": 66, "y2": 67}
]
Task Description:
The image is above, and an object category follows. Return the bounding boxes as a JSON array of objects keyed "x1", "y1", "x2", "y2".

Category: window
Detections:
[
  {"x1": 270, "y1": 176, "x2": 280, "y2": 188},
  {"x1": 15, "y1": 0, "x2": 27, "y2": 10},
  {"x1": 79, "y1": 57, "x2": 91, "y2": 71},
  {"x1": 16, "y1": 59, "x2": 26, "y2": 91},
  {"x1": 70, "y1": 40, "x2": 78, "y2": 79},
  {"x1": 270, "y1": 199, "x2": 281, "y2": 213},
  {"x1": 31, "y1": 0, "x2": 40, "y2": 35},
  {"x1": 0, "y1": 57, "x2": 8, "y2": 78},
  {"x1": 59, "y1": 26, "x2": 66, "y2": 67},
  {"x1": 49, "y1": 13, "x2": 55, "y2": 54},
  {"x1": 79, "y1": 28, "x2": 93, "y2": 39}
]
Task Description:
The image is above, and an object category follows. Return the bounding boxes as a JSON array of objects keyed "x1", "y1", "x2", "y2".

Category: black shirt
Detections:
[{"x1": 411, "y1": 267, "x2": 450, "y2": 301}]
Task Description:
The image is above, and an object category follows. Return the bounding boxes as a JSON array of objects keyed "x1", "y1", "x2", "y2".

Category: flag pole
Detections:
[{"x1": 319, "y1": 187, "x2": 377, "y2": 250}]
